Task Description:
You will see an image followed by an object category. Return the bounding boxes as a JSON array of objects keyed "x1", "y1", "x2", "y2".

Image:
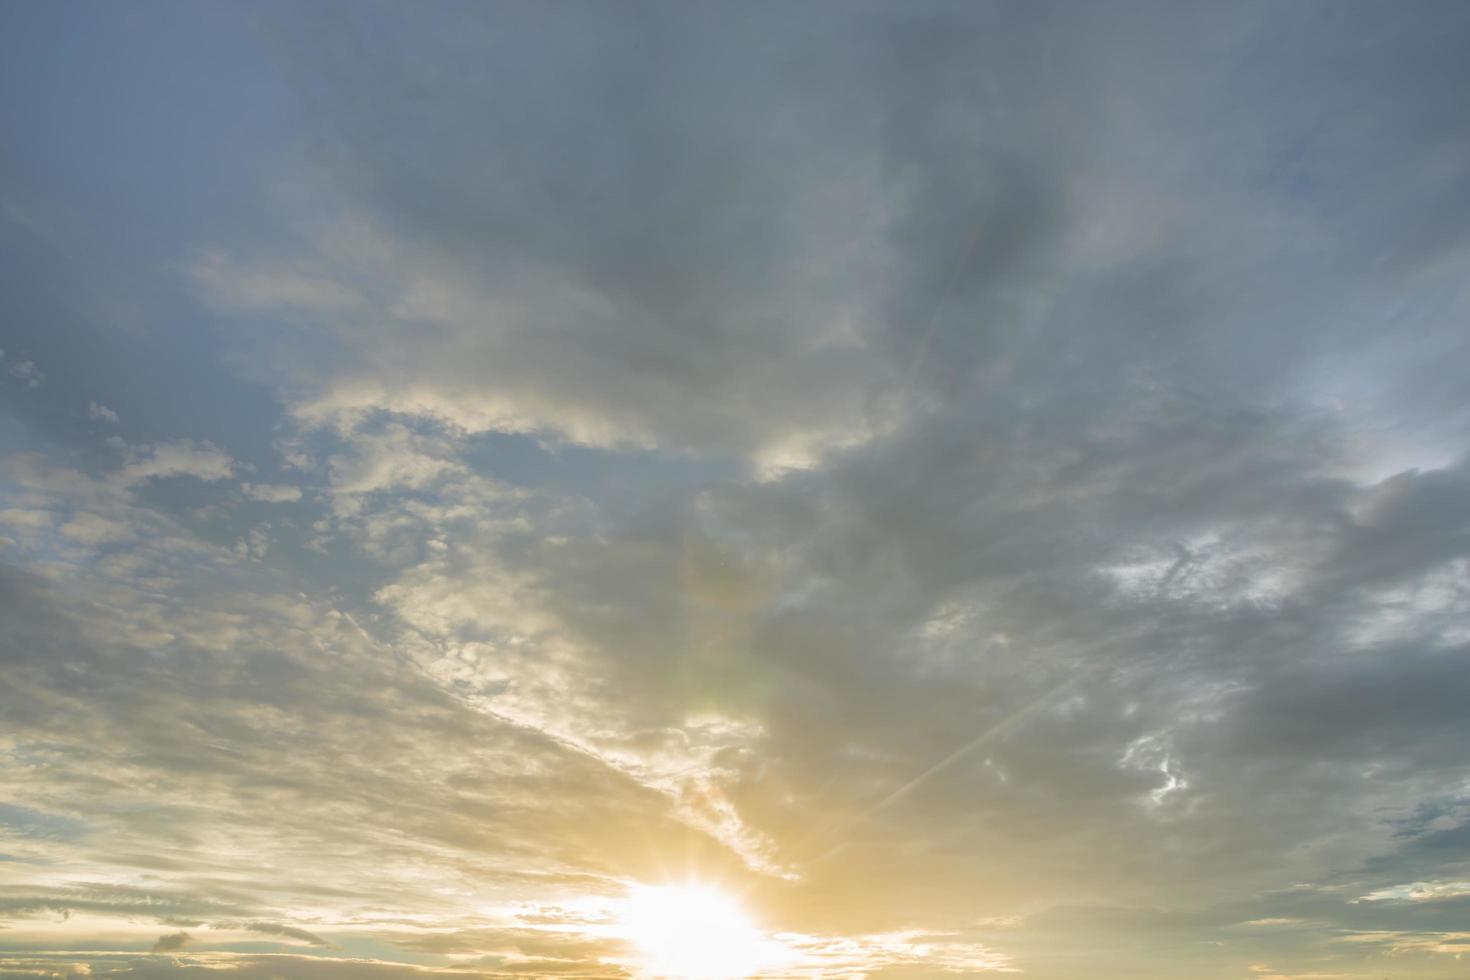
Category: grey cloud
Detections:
[
  {"x1": 330, "y1": 392, "x2": 1470, "y2": 937},
  {"x1": 225, "y1": 922, "x2": 332, "y2": 948},
  {"x1": 210, "y1": 3, "x2": 1470, "y2": 473},
  {"x1": 150, "y1": 933, "x2": 191, "y2": 954},
  {"x1": 0, "y1": 952, "x2": 607, "y2": 980},
  {"x1": 7, "y1": 2, "x2": 1470, "y2": 976},
  {"x1": 206, "y1": 4, "x2": 1100, "y2": 463},
  {"x1": 0, "y1": 513, "x2": 752, "y2": 943},
  {"x1": 0, "y1": 884, "x2": 249, "y2": 924},
  {"x1": 240, "y1": 483, "x2": 301, "y2": 504},
  {"x1": 386, "y1": 925, "x2": 613, "y2": 961}
]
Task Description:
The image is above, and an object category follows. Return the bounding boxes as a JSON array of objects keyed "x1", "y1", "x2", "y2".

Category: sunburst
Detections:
[{"x1": 616, "y1": 882, "x2": 787, "y2": 979}]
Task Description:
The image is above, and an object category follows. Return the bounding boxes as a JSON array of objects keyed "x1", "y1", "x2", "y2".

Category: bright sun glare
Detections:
[{"x1": 618, "y1": 883, "x2": 783, "y2": 979}]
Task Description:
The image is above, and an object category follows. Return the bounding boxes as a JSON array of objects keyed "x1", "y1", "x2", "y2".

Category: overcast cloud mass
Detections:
[{"x1": 4, "y1": 2, "x2": 1470, "y2": 978}]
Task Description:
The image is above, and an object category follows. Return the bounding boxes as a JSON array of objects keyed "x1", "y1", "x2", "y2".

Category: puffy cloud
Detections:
[
  {"x1": 150, "y1": 932, "x2": 192, "y2": 954},
  {"x1": 115, "y1": 441, "x2": 236, "y2": 487},
  {"x1": 1, "y1": 348, "x2": 45, "y2": 389}
]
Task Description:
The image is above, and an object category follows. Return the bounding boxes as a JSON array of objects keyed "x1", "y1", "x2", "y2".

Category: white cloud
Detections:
[
  {"x1": 0, "y1": 507, "x2": 53, "y2": 532},
  {"x1": 1347, "y1": 559, "x2": 1470, "y2": 649},
  {"x1": 1098, "y1": 526, "x2": 1311, "y2": 611},
  {"x1": 0, "y1": 347, "x2": 45, "y2": 388},
  {"x1": 57, "y1": 511, "x2": 135, "y2": 546},
  {"x1": 242, "y1": 483, "x2": 302, "y2": 503},
  {"x1": 115, "y1": 440, "x2": 236, "y2": 487},
  {"x1": 88, "y1": 402, "x2": 120, "y2": 423},
  {"x1": 1359, "y1": 880, "x2": 1470, "y2": 903}
]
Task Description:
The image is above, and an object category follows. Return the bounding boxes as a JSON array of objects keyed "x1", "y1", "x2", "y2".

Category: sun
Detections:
[{"x1": 617, "y1": 882, "x2": 784, "y2": 979}]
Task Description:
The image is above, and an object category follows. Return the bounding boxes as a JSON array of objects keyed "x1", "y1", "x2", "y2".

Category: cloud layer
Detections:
[{"x1": 4, "y1": 2, "x2": 1470, "y2": 978}]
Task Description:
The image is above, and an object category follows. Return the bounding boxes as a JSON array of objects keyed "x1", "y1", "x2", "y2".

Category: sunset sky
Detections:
[{"x1": 3, "y1": 3, "x2": 1470, "y2": 978}]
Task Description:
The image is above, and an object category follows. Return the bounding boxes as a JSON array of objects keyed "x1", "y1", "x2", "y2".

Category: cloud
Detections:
[
  {"x1": 115, "y1": 441, "x2": 236, "y2": 487},
  {"x1": 0, "y1": 951, "x2": 614, "y2": 979},
  {"x1": 150, "y1": 932, "x2": 191, "y2": 954},
  {"x1": 6, "y1": 3, "x2": 1470, "y2": 978},
  {"x1": 57, "y1": 511, "x2": 136, "y2": 546},
  {"x1": 241, "y1": 483, "x2": 302, "y2": 503},
  {"x1": 89, "y1": 402, "x2": 120, "y2": 424},
  {"x1": 0, "y1": 348, "x2": 45, "y2": 389},
  {"x1": 9, "y1": 361, "x2": 44, "y2": 388},
  {"x1": 228, "y1": 922, "x2": 333, "y2": 948},
  {"x1": 193, "y1": 252, "x2": 362, "y2": 313},
  {"x1": 1359, "y1": 881, "x2": 1470, "y2": 903}
]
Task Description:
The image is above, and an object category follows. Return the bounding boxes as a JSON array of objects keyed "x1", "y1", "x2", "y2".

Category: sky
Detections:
[{"x1": 2, "y1": 2, "x2": 1470, "y2": 978}]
